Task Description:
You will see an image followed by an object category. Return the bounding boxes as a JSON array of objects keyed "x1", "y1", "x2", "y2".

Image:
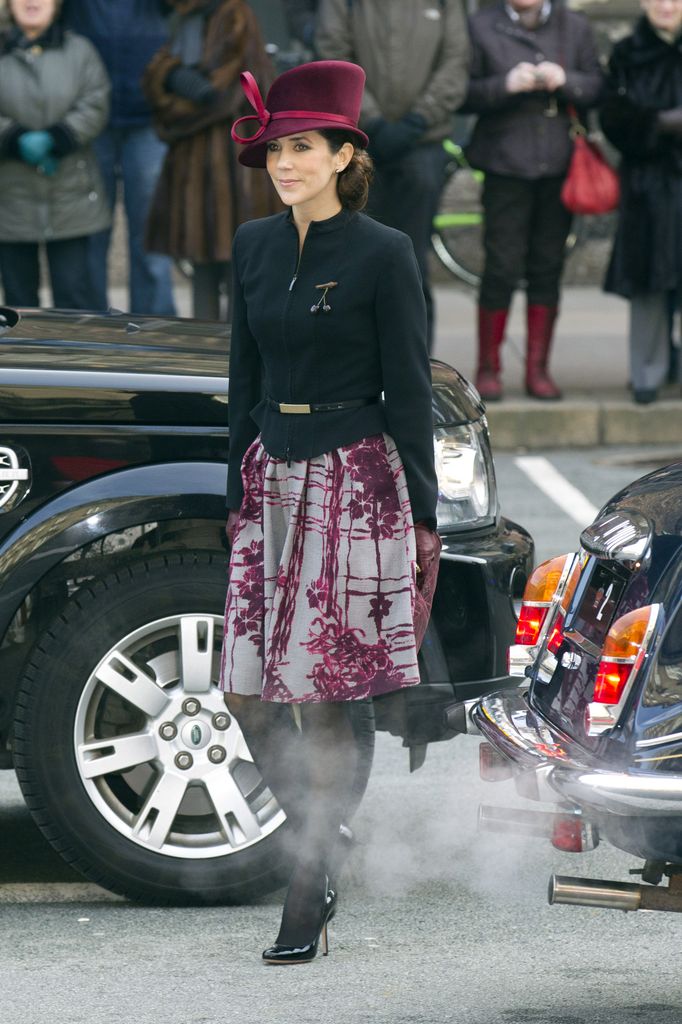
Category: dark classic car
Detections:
[
  {"x1": 0, "y1": 305, "x2": 532, "y2": 903},
  {"x1": 474, "y1": 461, "x2": 682, "y2": 915}
]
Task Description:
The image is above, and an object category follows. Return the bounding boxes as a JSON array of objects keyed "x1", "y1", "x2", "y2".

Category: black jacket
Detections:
[
  {"x1": 462, "y1": 1, "x2": 603, "y2": 179},
  {"x1": 226, "y1": 208, "x2": 438, "y2": 528},
  {"x1": 601, "y1": 19, "x2": 682, "y2": 298}
]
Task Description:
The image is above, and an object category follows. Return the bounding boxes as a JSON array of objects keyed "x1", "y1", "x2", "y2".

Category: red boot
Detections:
[
  {"x1": 475, "y1": 307, "x2": 508, "y2": 401},
  {"x1": 526, "y1": 304, "x2": 562, "y2": 400}
]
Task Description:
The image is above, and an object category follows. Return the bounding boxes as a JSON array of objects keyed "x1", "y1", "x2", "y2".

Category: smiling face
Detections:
[
  {"x1": 641, "y1": 0, "x2": 682, "y2": 33},
  {"x1": 265, "y1": 131, "x2": 353, "y2": 221},
  {"x1": 10, "y1": 0, "x2": 59, "y2": 37}
]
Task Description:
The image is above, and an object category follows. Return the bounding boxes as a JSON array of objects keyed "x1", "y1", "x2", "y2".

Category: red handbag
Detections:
[{"x1": 561, "y1": 107, "x2": 620, "y2": 216}]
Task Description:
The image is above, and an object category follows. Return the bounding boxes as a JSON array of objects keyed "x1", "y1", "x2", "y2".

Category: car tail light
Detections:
[
  {"x1": 546, "y1": 613, "x2": 565, "y2": 655},
  {"x1": 585, "y1": 604, "x2": 661, "y2": 736},
  {"x1": 550, "y1": 815, "x2": 599, "y2": 853},
  {"x1": 479, "y1": 742, "x2": 514, "y2": 782},
  {"x1": 513, "y1": 554, "x2": 575, "y2": 647},
  {"x1": 515, "y1": 604, "x2": 549, "y2": 646}
]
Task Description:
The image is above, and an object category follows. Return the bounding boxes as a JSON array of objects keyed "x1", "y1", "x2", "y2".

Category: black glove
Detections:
[
  {"x1": 165, "y1": 65, "x2": 217, "y2": 105},
  {"x1": 46, "y1": 123, "x2": 78, "y2": 157},
  {"x1": 367, "y1": 112, "x2": 427, "y2": 163},
  {"x1": 657, "y1": 107, "x2": 682, "y2": 136}
]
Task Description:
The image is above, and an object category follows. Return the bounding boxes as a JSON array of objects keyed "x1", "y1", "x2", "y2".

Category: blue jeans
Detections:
[{"x1": 90, "y1": 125, "x2": 176, "y2": 315}]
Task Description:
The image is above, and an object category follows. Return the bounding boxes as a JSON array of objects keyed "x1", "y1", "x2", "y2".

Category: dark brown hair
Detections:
[{"x1": 319, "y1": 129, "x2": 373, "y2": 212}]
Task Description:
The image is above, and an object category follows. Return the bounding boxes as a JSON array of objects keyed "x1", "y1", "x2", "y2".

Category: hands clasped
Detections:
[
  {"x1": 505, "y1": 61, "x2": 566, "y2": 95},
  {"x1": 18, "y1": 130, "x2": 58, "y2": 176}
]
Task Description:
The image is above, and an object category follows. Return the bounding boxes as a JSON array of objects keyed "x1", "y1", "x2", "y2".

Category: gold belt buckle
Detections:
[{"x1": 279, "y1": 402, "x2": 312, "y2": 414}]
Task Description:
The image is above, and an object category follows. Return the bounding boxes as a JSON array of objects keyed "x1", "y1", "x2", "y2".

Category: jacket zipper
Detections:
[{"x1": 284, "y1": 237, "x2": 306, "y2": 464}]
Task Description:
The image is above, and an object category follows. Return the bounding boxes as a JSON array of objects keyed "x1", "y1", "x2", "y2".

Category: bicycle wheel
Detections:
[{"x1": 432, "y1": 141, "x2": 485, "y2": 288}]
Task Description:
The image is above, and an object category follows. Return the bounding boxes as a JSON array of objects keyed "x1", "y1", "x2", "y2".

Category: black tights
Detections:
[{"x1": 223, "y1": 695, "x2": 358, "y2": 945}]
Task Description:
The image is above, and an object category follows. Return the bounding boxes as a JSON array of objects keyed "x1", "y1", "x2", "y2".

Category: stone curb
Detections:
[{"x1": 485, "y1": 399, "x2": 682, "y2": 450}]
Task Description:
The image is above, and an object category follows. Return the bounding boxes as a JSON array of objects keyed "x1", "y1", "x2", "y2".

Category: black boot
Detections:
[{"x1": 262, "y1": 703, "x2": 358, "y2": 965}]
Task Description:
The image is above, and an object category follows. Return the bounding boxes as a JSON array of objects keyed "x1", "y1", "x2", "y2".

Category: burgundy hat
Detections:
[{"x1": 231, "y1": 60, "x2": 369, "y2": 168}]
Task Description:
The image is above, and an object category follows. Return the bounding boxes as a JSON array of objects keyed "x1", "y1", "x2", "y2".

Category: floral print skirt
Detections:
[{"x1": 219, "y1": 433, "x2": 420, "y2": 703}]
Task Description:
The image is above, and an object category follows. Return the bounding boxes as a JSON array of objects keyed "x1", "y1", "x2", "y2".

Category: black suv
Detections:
[{"x1": 0, "y1": 306, "x2": 532, "y2": 903}]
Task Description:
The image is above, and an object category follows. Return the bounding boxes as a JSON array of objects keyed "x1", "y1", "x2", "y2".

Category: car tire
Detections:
[{"x1": 13, "y1": 553, "x2": 375, "y2": 904}]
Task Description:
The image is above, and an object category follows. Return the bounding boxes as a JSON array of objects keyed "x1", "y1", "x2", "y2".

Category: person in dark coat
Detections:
[
  {"x1": 316, "y1": 0, "x2": 470, "y2": 352},
  {"x1": 62, "y1": 0, "x2": 176, "y2": 315},
  {"x1": 462, "y1": 0, "x2": 603, "y2": 400},
  {"x1": 142, "y1": 0, "x2": 279, "y2": 319},
  {"x1": 601, "y1": 2, "x2": 682, "y2": 404},
  {"x1": 221, "y1": 60, "x2": 441, "y2": 964}
]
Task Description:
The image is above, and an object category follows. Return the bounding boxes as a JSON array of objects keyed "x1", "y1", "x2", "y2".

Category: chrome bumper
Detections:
[{"x1": 474, "y1": 690, "x2": 682, "y2": 817}]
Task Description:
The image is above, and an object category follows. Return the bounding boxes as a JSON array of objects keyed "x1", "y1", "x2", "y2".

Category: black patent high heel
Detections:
[{"x1": 262, "y1": 883, "x2": 337, "y2": 965}]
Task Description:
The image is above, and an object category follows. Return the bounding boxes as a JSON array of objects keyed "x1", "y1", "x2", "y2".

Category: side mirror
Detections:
[{"x1": 0, "y1": 307, "x2": 20, "y2": 335}]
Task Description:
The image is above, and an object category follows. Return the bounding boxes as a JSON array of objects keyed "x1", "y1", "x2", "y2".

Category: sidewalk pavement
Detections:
[
  {"x1": 431, "y1": 285, "x2": 682, "y2": 452},
  {"x1": 107, "y1": 283, "x2": 682, "y2": 452}
]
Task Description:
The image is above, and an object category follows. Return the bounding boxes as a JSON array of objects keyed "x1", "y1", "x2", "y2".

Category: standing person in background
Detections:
[
  {"x1": 143, "y1": 0, "x2": 279, "y2": 320},
  {"x1": 143, "y1": 0, "x2": 278, "y2": 319},
  {"x1": 0, "y1": 0, "x2": 110, "y2": 309},
  {"x1": 601, "y1": 0, "x2": 682, "y2": 405},
  {"x1": 315, "y1": 0, "x2": 470, "y2": 352},
  {"x1": 282, "y1": 0, "x2": 317, "y2": 50},
  {"x1": 462, "y1": 0, "x2": 603, "y2": 401},
  {"x1": 62, "y1": 0, "x2": 176, "y2": 316}
]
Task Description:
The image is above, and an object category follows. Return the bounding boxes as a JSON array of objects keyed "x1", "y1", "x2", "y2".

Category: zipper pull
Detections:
[
  {"x1": 286, "y1": 445, "x2": 292, "y2": 468},
  {"x1": 288, "y1": 274, "x2": 297, "y2": 291}
]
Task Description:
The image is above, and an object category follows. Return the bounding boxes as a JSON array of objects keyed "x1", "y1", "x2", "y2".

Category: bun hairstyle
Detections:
[{"x1": 320, "y1": 129, "x2": 374, "y2": 212}]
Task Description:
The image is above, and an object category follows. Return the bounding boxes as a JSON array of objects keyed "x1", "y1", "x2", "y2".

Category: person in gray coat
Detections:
[
  {"x1": 0, "y1": 0, "x2": 110, "y2": 309},
  {"x1": 462, "y1": 0, "x2": 602, "y2": 401},
  {"x1": 316, "y1": 0, "x2": 470, "y2": 350}
]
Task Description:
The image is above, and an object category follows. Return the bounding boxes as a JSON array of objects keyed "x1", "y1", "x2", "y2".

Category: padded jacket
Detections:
[
  {"x1": 315, "y1": 0, "x2": 470, "y2": 143},
  {"x1": 462, "y1": 1, "x2": 603, "y2": 179},
  {"x1": 226, "y1": 208, "x2": 438, "y2": 528},
  {"x1": 0, "y1": 28, "x2": 110, "y2": 242}
]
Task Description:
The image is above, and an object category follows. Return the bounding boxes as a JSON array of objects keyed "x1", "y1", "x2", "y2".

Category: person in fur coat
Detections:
[
  {"x1": 143, "y1": 0, "x2": 280, "y2": 319},
  {"x1": 601, "y1": 2, "x2": 682, "y2": 403}
]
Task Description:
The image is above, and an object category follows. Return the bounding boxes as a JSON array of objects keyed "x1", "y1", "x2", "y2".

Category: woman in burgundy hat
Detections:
[{"x1": 220, "y1": 59, "x2": 440, "y2": 965}]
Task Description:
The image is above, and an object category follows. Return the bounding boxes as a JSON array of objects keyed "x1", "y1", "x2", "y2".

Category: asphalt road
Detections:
[{"x1": 2, "y1": 445, "x2": 682, "y2": 1024}]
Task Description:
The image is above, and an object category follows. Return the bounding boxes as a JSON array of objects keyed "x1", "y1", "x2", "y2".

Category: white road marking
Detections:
[
  {"x1": 0, "y1": 883, "x2": 125, "y2": 903},
  {"x1": 514, "y1": 456, "x2": 599, "y2": 527}
]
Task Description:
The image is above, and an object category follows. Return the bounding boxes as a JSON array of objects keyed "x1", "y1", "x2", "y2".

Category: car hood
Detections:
[{"x1": 0, "y1": 309, "x2": 483, "y2": 428}]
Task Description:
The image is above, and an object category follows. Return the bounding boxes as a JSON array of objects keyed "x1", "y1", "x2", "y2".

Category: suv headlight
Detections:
[{"x1": 434, "y1": 422, "x2": 496, "y2": 530}]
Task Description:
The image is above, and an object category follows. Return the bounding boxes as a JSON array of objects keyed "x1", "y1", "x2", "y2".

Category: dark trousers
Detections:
[
  {"x1": 366, "y1": 141, "x2": 447, "y2": 351},
  {"x1": 0, "y1": 237, "x2": 99, "y2": 309},
  {"x1": 480, "y1": 173, "x2": 572, "y2": 310}
]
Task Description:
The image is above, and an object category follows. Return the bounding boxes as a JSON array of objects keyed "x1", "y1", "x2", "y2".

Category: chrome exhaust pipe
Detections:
[
  {"x1": 478, "y1": 804, "x2": 561, "y2": 838},
  {"x1": 549, "y1": 875, "x2": 642, "y2": 912},
  {"x1": 550, "y1": 874, "x2": 682, "y2": 913}
]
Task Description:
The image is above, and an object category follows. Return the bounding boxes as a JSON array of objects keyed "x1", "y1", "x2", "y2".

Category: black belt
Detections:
[{"x1": 266, "y1": 396, "x2": 379, "y2": 415}]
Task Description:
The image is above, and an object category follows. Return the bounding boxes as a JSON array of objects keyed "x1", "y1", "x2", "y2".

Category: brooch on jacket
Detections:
[{"x1": 310, "y1": 281, "x2": 337, "y2": 314}]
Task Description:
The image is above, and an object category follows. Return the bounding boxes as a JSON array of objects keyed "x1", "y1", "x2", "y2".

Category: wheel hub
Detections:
[{"x1": 73, "y1": 613, "x2": 285, "y2": 859}]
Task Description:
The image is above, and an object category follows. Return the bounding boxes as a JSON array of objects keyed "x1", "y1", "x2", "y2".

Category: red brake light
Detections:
[
  {"x1": 551, "y1": 815, "x2": 584, "y2": 853},
  {"x1": 546, "y1": 613, "x2": 565, "y2": 655},
  {"x1": 593, "y1": 660, "x2": 633, "y2": 705},
  {"x1": 515, "y1": 604, "x2": 548, "y2": 646}
]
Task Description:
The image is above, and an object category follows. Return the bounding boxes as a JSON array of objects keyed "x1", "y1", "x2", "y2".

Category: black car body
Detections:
[
  {"x1": 0, "y1": 306, "x2": 532, "y2": 903},
  {"x1": 474, "y1": 461, "x2": 682, "y2": 914}
]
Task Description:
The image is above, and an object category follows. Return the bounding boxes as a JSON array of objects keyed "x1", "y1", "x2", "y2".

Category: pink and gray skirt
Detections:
[{"x1": 219, "y1": 434, "x2": 420, "y2": 703}]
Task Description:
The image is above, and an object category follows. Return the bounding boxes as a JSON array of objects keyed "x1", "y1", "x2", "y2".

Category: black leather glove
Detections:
[
  {"x1": 165, "y1": 65, "x2": 217, "y2": 105},
  {"x1": 657, "y1": 107, "x2": 682, "y2": 136},
  {"x1": 367, "y1": 112, "x2": 427, "y2": 163}
]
